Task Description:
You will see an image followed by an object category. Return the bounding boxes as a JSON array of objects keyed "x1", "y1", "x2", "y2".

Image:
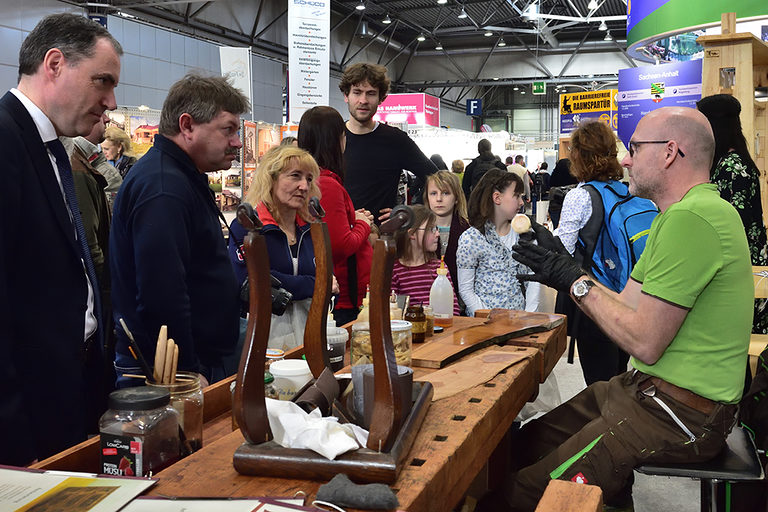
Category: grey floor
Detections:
[{"x1": 549, "y1": 352, "x2": 699, "y2": 511}]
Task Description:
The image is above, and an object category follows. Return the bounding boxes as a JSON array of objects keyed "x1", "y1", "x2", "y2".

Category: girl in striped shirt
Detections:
[{"x1": 391, "y1": 205, "x2": 460, "y2": 315}]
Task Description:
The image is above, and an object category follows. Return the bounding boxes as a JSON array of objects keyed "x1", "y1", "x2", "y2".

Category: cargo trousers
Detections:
[{"x1": 504, "y1": 370, "x2": 738, "y2": 511}]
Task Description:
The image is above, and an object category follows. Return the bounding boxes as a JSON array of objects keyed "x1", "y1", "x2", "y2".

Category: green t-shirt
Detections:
[{"x1": 630, "y1": 184, "x2": 752, "y2": 403}]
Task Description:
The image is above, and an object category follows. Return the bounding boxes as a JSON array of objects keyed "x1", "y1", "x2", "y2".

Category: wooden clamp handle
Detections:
[
  {"x1": 233, "y1": 230, "x2": 273, "y2": 445},
  {"x1": 303, "y1": 222, "x2": 333, "y2": 378},
  {"x1": 366, "y1": 236, "x2": 403, "y2": 452}
]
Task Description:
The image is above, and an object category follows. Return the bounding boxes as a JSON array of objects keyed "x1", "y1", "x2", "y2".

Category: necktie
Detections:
[{"x1": 47, "y1": 139, "x2": 103, "y2": 345}]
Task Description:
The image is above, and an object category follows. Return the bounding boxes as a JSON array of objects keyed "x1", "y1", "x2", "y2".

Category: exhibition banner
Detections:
[
  {"x1": 558, "y1": 89, "x2": 617, "y2": 135},
  {"x1": 219, "y1": 47, "x2": 252, "y2": 115},
  {"x1": 373, "y1": 93, "x2": 440, "y2": 127},
  {"x1": 617, "y1": 59, "x2": 702, "y2": 147},
  {"x1": 627, "y1": 0, "x2": 766, "y2": 59},
  {"x1": 287, "y1": 0, "x2": 330, "y2": 123}
]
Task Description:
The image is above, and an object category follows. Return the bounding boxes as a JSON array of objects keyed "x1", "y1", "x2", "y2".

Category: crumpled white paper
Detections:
[{"x1": 265, "y1": 398, "x2": 369, "y2": 460}]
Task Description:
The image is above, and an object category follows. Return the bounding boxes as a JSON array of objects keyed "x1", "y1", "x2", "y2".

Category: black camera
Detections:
[{"x1": 239, "y1": 274, "x2": 293, "y2": 316}]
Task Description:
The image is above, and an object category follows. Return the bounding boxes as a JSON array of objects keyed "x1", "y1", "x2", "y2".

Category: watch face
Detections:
[{"x1": 574, "y1": 280, "x2": 592, "y2": 300}]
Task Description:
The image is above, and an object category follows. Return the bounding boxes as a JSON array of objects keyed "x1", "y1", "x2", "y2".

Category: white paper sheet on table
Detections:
[
  {"x1": 0, "y1": 466, "x2": 154, "y2": 512},
  {"x1": 122, "y1": 497, "x2": 309, "y2": 511}
]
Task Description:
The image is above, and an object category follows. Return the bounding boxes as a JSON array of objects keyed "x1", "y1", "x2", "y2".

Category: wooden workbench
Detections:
[{"x1": 33, "y1": 311, "x2": 566, "y2": 511}]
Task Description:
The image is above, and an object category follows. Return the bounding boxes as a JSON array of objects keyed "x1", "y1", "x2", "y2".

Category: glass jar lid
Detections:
[
  {"x1": 266, "y1": 348, "x2": 285, "y2": 359},
  {"x1": 108, "y1": 387, "x2": 170, "y2": 411}
]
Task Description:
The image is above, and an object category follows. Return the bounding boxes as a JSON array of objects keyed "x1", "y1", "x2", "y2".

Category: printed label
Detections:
[
  {"x1": 101, "y1": 433, "x2": 142, "y2": 477},
  {"x1": 571, "y1": 472, "x2": 588, "y2": 484},
  {"x1": 411, "y1": 320, "x2": 426, "y2": 334}
]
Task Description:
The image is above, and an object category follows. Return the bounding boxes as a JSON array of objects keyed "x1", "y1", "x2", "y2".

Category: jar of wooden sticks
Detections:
[{"x1": 146, "y1": 372, "x2": 203, "y2": 454}]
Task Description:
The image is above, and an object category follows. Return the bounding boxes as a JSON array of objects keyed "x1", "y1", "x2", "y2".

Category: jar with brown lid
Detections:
[{"x1": 404, "y1": 304, "x2": 426, "y2": 343}]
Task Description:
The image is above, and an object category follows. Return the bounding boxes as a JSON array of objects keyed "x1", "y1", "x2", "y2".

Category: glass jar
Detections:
[
  {"x1": 265, "y1": 348, "x2": 285, "y2": 369},
  {"x1": 264, "y1": 371, "x2": 279, "y2": 399},
  {"x1": 350, "y1": 320, "x2": 412, "y2": 367},
  {"x1": 423, "y1": 306, "x2": 434, "y2": 337},
  {"x1": 404, "y1": 304, "x2": 426, "y2": 343},
  {"x1": 146, "y1": 372, "x2": 203, "y2": 454},
  {"x1": 100, "y1": 387, "x2": 180, "y2": 477}
]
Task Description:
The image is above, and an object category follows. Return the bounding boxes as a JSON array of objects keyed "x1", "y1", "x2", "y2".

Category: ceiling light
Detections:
[
  {"x1": 458, "y1": 7, "x2": 468, "y2": 19},
  {"x1": 493, "y1": 77, "x2": 500, "y2": 80},
  {"x1": 588, "y1": 0, "x2": 598, "y2": 10},
  {"x1": 435, "y1": 42, "x2": 443, "y2": 50},
  {"x1": 382, "y1": 13, "x2": 392, "y2": 24},
  {"x1": 355, "y1": 0, "x2": 366, "y2": 10},
  {"x1": 498, "y1": 38, "x2": 506, "y2": 47},
  {"x1": 513, "y1": 86, "x2": 519, "y2": 91},
  {"x1": 484, "y1": 30, "x2": 493, "y2": 37},
  {"x1": 604, "y1": 31, "x2": 612, "y2": 41},
  {"x1": 417, "y1": 33, "x2": 426, "y2": 41},
  {"x1": 437, "y1": 0, "x2": 448, "y2": 4},
  {"x1": 598, "y1": 20, "x2": 608, "y2": 31},
  {"x1": 520, "y1": 90, "x2": 526, "y2": 94},
  {"x1": 138, "y1": 104, "x2": 149, "y2": 111}
]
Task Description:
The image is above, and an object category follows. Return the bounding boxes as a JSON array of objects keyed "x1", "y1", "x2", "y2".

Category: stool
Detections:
[{"x1": 636, "y1": 427, "x2": 764, "y2": 512}]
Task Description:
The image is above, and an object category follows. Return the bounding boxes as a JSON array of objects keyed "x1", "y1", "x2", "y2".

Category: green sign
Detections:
[
  {"x1": 532, "y1": 81, "x2": 546, "y2": 95},
  {"x1": 627, "y1": 0, "x2": 766, "y2": 60}
]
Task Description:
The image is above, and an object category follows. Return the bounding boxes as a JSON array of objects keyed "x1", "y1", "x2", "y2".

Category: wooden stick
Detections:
[
  {"x1": 171, "y1": 344, "x2": 179, "y2": 384},
  {"x1": 123, "y1": 373, "x2": 196, "y2": 381},
  {"x1": 154, "y1": 325, "x2": 168, "y2": 383},
  {"x1": 163, "y1": 338, "x2": 175, "y2": 384}
]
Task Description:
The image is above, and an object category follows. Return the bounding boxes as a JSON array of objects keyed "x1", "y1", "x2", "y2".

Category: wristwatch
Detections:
[{"x1": 572, "y1": 279, "x2": 596, "y2": 303}]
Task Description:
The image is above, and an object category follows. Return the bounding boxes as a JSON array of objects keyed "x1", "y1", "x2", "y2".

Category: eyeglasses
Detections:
[
  {"x1": 628, "y1": 140, "x2": 685, "y2": 158},
  {"x1": 415, "y1": 226, "x2": 439, "y2": 234}
]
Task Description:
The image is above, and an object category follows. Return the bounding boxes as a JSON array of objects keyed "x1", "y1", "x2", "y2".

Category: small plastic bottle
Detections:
[{"x1": 430, "y1": 256, "x2": 454, "y2": 328}]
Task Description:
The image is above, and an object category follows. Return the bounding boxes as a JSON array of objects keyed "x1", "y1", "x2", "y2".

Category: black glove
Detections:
[
  {"x1": 527, "y1": 217, "x2": 568, "y2": 254},
  {"x1": 512, "y1": 242, "x2": 586, "y2": 293}
]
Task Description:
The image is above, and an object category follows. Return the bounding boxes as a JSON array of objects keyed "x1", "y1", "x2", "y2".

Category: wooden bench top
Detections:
[{"x1": 32, "y1": 311, "x2": 566, "y2": 512}]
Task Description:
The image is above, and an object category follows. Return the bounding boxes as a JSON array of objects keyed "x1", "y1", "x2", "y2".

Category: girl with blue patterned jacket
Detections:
[{"x1": 456, "y1": 169, "x2": 540, "y2": 316}]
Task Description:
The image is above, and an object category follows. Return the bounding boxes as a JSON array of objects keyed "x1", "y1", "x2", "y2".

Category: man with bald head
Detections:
[
  {"x1": 488, "y1": 107, "x2": 753, "y2": 511},
  {"x1": 0, "y1": 13, "x2": 122, "y2": 465}
]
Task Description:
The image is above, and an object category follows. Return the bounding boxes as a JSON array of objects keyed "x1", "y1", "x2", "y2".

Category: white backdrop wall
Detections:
[{"x1": 0, "y1": 0, "x2": 283, "y2": 123}]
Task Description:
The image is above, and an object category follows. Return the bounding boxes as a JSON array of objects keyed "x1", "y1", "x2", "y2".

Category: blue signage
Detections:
[
  {"x1": 617, "y1": 59, "x2": 702, "y2": 147},
  {"x1": 466, "y1": 99, "x2": 482, "y2": 116}
]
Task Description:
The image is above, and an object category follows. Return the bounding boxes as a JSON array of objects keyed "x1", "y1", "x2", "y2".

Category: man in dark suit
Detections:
[{"x1": 0, "y1": 13, "x2": 122, "y2": 465}]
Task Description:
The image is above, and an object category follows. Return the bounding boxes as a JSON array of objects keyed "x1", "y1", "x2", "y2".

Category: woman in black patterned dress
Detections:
[{"x1": 698, "y1": 94, "x2": 768, "y2": 334}]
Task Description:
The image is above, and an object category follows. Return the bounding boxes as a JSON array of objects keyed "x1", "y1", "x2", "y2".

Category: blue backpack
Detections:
[{"x1": 575, "y1": 180, "x2": 659, "y2": 293}]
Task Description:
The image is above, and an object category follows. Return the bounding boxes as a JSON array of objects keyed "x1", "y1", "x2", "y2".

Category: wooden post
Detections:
[{"x1": 697, "y1": 16, "x2": 768, "y2": 228}]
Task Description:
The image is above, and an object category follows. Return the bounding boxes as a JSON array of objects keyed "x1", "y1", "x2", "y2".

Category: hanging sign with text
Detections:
[
  {"x1": 617, "y1": 59, "x2": 702, "y2": 147},
  {"x1": 373, "y1": 93, "x2": 440, "y2": 127},
  {"x1": 559, "y1": 89, "x2": 618, "y2": 135},
  {"x1": 287, "y1": 0, "x2": 330, "y2": 122}
]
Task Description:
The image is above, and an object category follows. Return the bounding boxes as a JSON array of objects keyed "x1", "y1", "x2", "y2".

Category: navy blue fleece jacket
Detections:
[
  {"x1": 110, "y1": 134, "x2": 240, "y2": 377},
  {"x1": 228, "y1": 202, "x2": 315, "y2": 300}
]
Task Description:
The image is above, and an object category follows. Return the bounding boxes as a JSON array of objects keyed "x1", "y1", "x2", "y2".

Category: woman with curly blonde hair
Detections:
[{"x1": 555, "y1": 120, "x2": 628, "y2": 385}]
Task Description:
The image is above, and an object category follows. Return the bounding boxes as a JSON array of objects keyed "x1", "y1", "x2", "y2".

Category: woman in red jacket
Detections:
[{"x1": 298, "y1": 106, "x2": 374, "y2": 326}]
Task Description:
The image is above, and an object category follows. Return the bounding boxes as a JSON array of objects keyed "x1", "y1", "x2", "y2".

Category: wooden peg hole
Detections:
[
  {"x1": 484, "y1": 383, "x2": 496, "y2": 388},
  {"x1": 452, "y1": 415, "x2": 466, "y2": 421},
  {"x1": 434, "y1": 435, "x2": 448, "y2": 442},
  {"x1": 469, "y1": 397, "x2": 482, "y2": 403},
  {"x1": 410, "y1": 458, "x2": 426, "y2": 467}
]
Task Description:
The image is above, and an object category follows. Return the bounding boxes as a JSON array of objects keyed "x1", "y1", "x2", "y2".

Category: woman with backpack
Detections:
[{"x1": 555, "y1": 120, "x2": 630, "y2": 385}]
